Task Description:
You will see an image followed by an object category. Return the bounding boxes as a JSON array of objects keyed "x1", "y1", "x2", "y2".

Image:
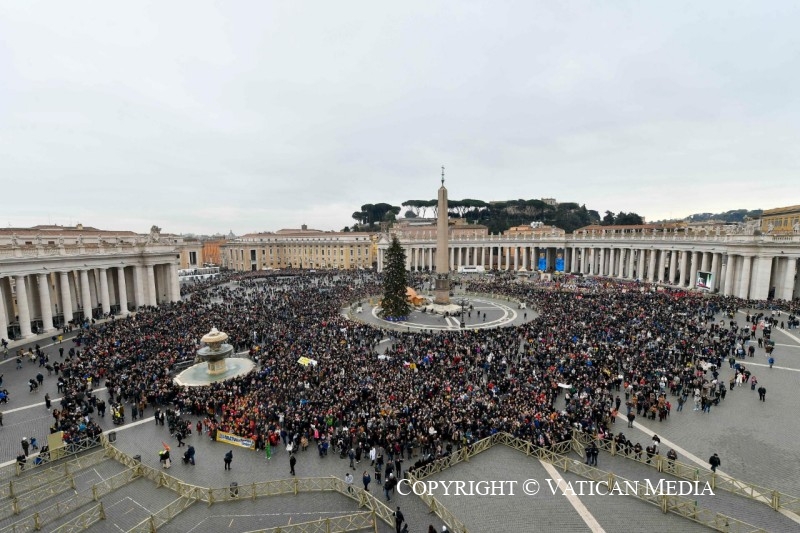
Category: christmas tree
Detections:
[{"x1": 380, "y1": 236, "x2": 411, "y2": 320}]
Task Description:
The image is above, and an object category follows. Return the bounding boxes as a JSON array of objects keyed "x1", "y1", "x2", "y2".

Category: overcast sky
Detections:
[{"x1": 2, "y1": 1, "x2": 798, "y2": 235}]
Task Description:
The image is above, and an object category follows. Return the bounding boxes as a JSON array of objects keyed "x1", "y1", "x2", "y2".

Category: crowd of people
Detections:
[{"x1": 8, "y1": 268, "x2": 798, "y2": 482}]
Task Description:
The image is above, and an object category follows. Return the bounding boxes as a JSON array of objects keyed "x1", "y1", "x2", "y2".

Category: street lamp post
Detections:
[{"x1": 457, "y1": 298, "x2": 469, "y2": 328}]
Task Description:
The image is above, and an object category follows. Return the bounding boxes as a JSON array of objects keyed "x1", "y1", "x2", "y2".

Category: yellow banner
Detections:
[{"x1": 215, "y1": 430, "x2": 255, "y2": 450}]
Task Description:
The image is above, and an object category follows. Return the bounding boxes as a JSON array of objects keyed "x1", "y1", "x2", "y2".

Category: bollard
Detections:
[
  {"x1": 133, "y1": 454, "x2": 141, "y2": 464},
  {"x1": 108, "y1": 431, "x2": 116, "y2": 443}
]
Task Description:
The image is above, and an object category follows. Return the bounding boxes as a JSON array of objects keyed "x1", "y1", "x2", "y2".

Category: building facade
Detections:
[
  {"x1": 378, "y1": 223, "x2": 800, "y2": 301},
  {"x1": 761, "y1": 205, "x2": 800, "y2": 234},
  {"x1": 0, "y1": 225, "x2": 183, "y2": 340},
  {"x1": 221, "y1": 227, "x2": 376, "y2": 271}
]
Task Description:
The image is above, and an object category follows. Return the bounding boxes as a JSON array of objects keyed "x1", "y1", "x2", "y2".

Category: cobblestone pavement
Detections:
[
  {"x1": 428, "y1": 444, "x2": 712, "y2": 532},
  {"x1": 159, "y1": 493, "x2": 394, "y2": 533},
  {"x1": 352, "y1": 287, "x2": 536, "y2": 333},
  {"x1": 565, "y1": 447, "x2": 799, "y2": 532},
  {"x1": 106, "y1": 420, "x2": 446, "y2": 533},
  {"x1": 594, "y1": 309, "x2": 800, "y2": 498},
  {"x1": 2, "y1": 307, "x2": 800, "y2": 531}
]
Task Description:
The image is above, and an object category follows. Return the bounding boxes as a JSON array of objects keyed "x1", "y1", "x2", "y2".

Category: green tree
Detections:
[
  {"x1": 615, "y1": 212, "x2": 644, "y2": 225},
  {"x1": 602, "y1": 210, "x2": 616, "y2": 226},
  {"x1": 380, "y1": 236, "x2": 411, "y2": 320}
]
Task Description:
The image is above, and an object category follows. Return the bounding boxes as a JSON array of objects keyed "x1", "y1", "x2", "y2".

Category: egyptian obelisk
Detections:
[{"x1": 433, "y1": 166, "x2": 451, "y2": 304}]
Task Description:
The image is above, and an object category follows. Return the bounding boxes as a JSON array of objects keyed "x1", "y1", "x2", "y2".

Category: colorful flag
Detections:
[{"x1": 265, "y1": 441, "x2": 272, "y2": 460}]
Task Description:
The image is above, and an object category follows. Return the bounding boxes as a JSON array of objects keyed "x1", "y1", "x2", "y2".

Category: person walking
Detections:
[
  {"x1": 362, "y1": 470, "x2": 371, "y2": 491},
  {"x1": 383, "y1": 477, "x2": 392, "y2": 502},
  {"x1": 345, "y1": 472, "x2": 354, "y2": 493},
  {"x1": 21, "y1": 438, "x2": 29, "y2": 457},
  {"x1": 627, "y1": 412, "x2": 635, "y2": 428},
  {"x1": 709, "y1": 453, "x2": 721, "y2": 473},
  {"x1": 224, "y1": 450, "x2": 233, "y2": 470},
  {"x1": 289, "y1": 454, "x2": 296, "y2": 476},
  {"x1": 394, "y1": 506, "x2": 406, "y2": 533},
  {"x1": 757, "y1": 386, "x2": 767, "y2": 402}
]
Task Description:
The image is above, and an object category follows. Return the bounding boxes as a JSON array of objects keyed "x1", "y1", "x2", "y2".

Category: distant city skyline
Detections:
[{"x1": 2, "y1": 2, "x2": 798, "y2": 235}]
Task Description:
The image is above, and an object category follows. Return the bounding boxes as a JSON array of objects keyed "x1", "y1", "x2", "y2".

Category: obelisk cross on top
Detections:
[{"x1": 434, "y1": 164, "x2": 451, "y2": 304}]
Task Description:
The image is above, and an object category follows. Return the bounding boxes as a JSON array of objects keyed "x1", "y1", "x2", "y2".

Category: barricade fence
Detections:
[
  {"x1": 127, "y1": 496, "x2": 197, "y2": 533},
  {"x1": 571, "y1": 429, "x2": 800, "y2": 516},
  {"x1": 0, "y1": 474, "x2": 76, "y2": 520},
  {"x1": 0, "y1": 438, "x2": 103, "y2": 481},
  {"x1": 0, "y1": 468, "x2": 139, "y2": 533},
  {"x1": 4, "y1": 449, "x2": 108, "y2": 499},
  {"x1": 102, "y1": 443, "x2": 398, "y2": 532},
  {"x1": 494, "y1": 434, "x2": 766, "y2": 533},
  {"x1": 242, "y1": 511, "x2": 377, "y2": 533},
  {"x1": 48, "y1": 503, "x2": 106, "y2": 533}
]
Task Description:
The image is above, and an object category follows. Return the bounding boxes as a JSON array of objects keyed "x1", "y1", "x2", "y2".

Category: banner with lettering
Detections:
[{"x1": 216, "y1": 430, "x2": 256, "y2": 450}]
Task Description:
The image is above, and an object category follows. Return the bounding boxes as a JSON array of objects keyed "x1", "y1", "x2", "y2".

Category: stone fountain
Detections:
[
  {"x1": 198, "y1": 327, "x2": 232, "y2": 374},
  {"x1": 174, "y1": 327, "x2": 255, "y2": 387}
]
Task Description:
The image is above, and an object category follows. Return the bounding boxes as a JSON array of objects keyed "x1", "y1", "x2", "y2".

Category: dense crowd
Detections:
[{"x1": 20, "y1": 269, "x2": 799, "y2": 470}]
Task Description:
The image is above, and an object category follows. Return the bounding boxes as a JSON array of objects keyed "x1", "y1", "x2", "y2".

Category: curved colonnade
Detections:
[
  {"x1": 0, "y1": 244, "x2": 181, "y2": 340},
  {"x1": 378, "y1": 232, "x2": 800, "y2": 301}
]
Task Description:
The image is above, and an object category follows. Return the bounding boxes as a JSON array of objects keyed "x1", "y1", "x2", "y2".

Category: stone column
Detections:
[
  {"x1": 750, "y1": 256, "x2": 773, "y2": 300},
  {"x1": 626, "y1": 249, "x2": 634, "y2": 279},
  {"x1": 59, "y1": 272, "x2": 73, "y2": 324},
  {"x1": 668, "y1": 251, "x2": 677, "y2": 285},
  {"x1": 98, "y1": 268, "x2": 111, "y2": 315},
  {"x1": 489, "y1": 247, "x2": 494, "y2": 270},
  {"x1": 723, "y1": 256, "x2": 736, "y2": 296},
  {"x1": 710, "y1": 253, "x2": 720, "y2": 291},
  {"x1": 679, "y1": 251, "x2": 689, "y2": 287},
  {"x1": 15, "y1": 276, "x2": 33, "y2": 337},
  {"x1": 146, "y1": 265, "x2": 157, "y2": 306},
  {"x1": 37, "y1": 273, "x2": 54, "y2": 332},
  {"x1": 0, "y1": 279, "x2": 8, "y2": 341},
  {"x1": 577, "y1": 248, "x2": 584, "y2": 274},
  {"x1": 780, "y1": 258, "x2": 797, "y2": 300},
  {"x1": 79, "y1": 270, "x2": 92, "y2": 320},
  {"x1": 616, "y1": 249, "x2": 624, "y2": 278},
  {"x1": 596, "y1": 248, "x2": 604, "y2": 276},
  {"x1": 513, "y1": 247, "x2": 519, "y2": 271},
  {"x1": 737, "y1": 256, "x2": 753, "y2": 299},
  {"x1": 449, "y1": 247, "x2": 454, "y2": 271},
  {"x1": 170, "y1": 263, "x2": 181, "y2": 302},
  {"x1": 701, "y1": 252, "x2": 710, "y2": 273},
  {"x1": 648, "y1": 250, "x2": 657, "y2": 282},
  {"x1": 117, "y1": 267, "x2": 129, "y2": 314},
  {"x1": 658, "y1": 250, "x2": 667, "y2": 283},
  {"x1": 689, "y1": 252, "x2": 700, "y2": 290},
  {"x1": 133, "y1": 266, "x2": 146, "y2": 308}
]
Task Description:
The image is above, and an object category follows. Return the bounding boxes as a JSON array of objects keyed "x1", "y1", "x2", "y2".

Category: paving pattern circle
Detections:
[{"x1": 360, "y1": 294, "x2": 528, "y2": 331}]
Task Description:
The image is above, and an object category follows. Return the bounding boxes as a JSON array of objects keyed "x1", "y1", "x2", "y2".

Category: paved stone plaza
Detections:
[
  {"x1": 1, "y1": 302, "x2": 799, "y2": 531},
  {"x1": 352, "y1": 285, "x2": 534, "y2": 332}
]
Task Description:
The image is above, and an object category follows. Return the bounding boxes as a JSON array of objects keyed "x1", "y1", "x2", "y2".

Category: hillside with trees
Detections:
[
  {"x1": 398, "y1": 198, "x2": 640, "y2": 234},
  {"x1": 684, "y1": 209, "x2": 763, "y2": 223},
  {"x1": 343, "y1": 200, "x2": 759, "y2": 234}
]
